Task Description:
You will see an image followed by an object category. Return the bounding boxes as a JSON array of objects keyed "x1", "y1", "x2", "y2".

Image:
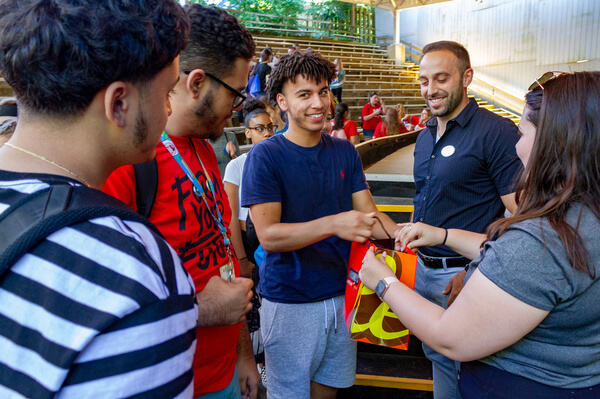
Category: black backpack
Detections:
[{"x1": 0, "y1": 184, "x2": 161, "y2": 277}]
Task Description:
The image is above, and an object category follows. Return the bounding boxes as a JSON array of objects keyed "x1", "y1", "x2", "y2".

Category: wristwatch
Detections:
[{"x1": 375, "y1": 276, "x2": 399, "y2": 300}]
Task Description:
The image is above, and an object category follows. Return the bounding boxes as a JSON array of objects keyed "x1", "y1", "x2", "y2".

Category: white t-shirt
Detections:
[{"x1": 223, "y1": 153, "x2": 248, "y2": 221}]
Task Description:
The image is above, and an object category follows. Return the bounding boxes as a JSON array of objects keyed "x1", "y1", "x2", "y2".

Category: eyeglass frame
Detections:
[
  {"x1": 183, "y1": 69, "x2": 246, "y2": 108},
  {"x1": 528, "y1": 71, "x2": 566, "y2": 92},
  {"x1": 246, "y1": 124, "x2": 276, "y2": 134}
]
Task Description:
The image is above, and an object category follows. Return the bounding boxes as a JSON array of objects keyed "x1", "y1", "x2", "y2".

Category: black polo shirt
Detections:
[{"x1": 413, "y1": 98, "x2": 522, "y2": 257}]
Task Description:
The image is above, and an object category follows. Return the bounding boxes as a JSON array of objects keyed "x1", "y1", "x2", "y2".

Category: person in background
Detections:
[
  {"x1": 330, "y1": 59, "x2": 346, "y2": 103},
  {"x1": 224, "y1": 100, "x2": 272, "y2": 268},
  {"x1": 260, "y1": 94, "x2": 288, "y2": 135},
  {"x1": 322, "y1": 93, "x2": 336, "y2": 135},
  {"x1": 403, "y1": 106, "x2": 432, "y2": 131},
  {"x1": 373, "y1": 108, "x2": 407, "y2": 138},
  {"x1": 209, "y1": 130, "x2": 241, "y2": 177},
  {"x1": 331, "y1": 102, "x2": 359, "y2": 144},
  {"x1": 252, "y1": 47, "x2": 272, "y2": 98},
  {"x1": 361, "y1": 71, "x2": 600, "y2": 399},
  {"x1": 361, "y1": 91, "x2": 386, "y2": 139}
]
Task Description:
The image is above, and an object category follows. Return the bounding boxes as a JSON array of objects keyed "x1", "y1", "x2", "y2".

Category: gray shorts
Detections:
[{"x1": 260, "y1": 295, "x2": 357, "y2": 398}]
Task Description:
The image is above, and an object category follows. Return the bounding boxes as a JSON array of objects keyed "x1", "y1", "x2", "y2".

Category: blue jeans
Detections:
[
  {"x1": 414, "y1": 255, "x2": 463, "y2": 399},
  {"x1": 362, "y1": 129, "x2": 375, "y2": 139},
  {"x1": 196, "y1": 367, "x2": 241, "y2": 399}
]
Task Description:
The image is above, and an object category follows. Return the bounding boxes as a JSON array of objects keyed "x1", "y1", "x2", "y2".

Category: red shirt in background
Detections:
[{"x1": 361, "y1": 103, "x2": 383, "y2": 130}]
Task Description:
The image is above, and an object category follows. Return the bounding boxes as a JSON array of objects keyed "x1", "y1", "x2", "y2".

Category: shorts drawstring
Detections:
[{"x1": 323, "y1": 298, "x2": 338, "y2": 334}]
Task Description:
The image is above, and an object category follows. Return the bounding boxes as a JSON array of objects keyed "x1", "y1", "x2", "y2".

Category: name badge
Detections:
[{"x1": 219, "y1": 260, "x2": 235, "y2": 282}]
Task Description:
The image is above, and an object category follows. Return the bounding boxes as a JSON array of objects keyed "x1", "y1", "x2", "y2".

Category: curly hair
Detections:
[
  {"x1": 266, "y1": 52, "x2": 336, "y2": 105},
  {"x1": 0, "y1": 0, "x2": 189, "y2": 116},
  {"x1": 180, "y1": 4, "x2": 255, "y2": 79}
]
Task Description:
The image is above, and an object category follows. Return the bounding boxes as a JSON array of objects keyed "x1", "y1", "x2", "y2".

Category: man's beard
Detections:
[
  {"x1": 193, "y1": 88, "x2": 224, "y2": 141},
  {"x1": 428, "y1": 83, "x2": 464, "y2": 118}
]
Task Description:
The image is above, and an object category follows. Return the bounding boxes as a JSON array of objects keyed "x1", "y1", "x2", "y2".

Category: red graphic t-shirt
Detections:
[
  {"x1": 103, "y1": 134, "x2": 240, "y2": 397},
  {"x1": 361, "y1": 102, "x2": 383, "y2": 130}
]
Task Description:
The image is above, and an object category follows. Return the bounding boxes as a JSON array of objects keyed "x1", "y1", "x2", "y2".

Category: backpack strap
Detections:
[
  {"x1": 133, "y1": 158, "x2": 158, "y2": 218},
  {"x1": 0, "y1": 184, "x2": 162, "y2": 277}
]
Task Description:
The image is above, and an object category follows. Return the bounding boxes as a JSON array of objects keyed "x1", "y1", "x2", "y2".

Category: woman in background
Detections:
[
  {"x1": 374, "y1": 108, "x2": 407, "y2": 138},
  {"x1": 331, "y1": 102, "x2": 359, "y2": 144},
  {"x1": 321, "y1": 94, "x2": 336, "y2": 135},
  {"x1": 330, "y1": 59, "x2": 346, "y2": 103}
]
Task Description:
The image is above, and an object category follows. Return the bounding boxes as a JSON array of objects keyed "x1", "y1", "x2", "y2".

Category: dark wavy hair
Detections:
[
  {"x1": 333, "y1": 102, "x2": 349, "y2": 130},
  {"x1": 0, "y1": 0, "x2": 189, "y2": 116},
  {"x1": 180, "y1": 4, "x2": 255, "y2": 79},
  {"x1": 266, "y1": 52, "x2": 336, "y2": 105},
  {"x1": 422, "y1": 40, "x2": 471, "y2": 75},
  {"x1": 487, "y1": 71, "x2": 600, "y2": 277}
]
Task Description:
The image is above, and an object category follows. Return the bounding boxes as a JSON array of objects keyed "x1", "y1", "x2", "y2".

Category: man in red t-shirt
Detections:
[
  {"x1": 361, "y1": 91, "x2": 387, "y2": 139},
  {"x1": 103, "y1": 5, "x2": 260, "y2": 399}
]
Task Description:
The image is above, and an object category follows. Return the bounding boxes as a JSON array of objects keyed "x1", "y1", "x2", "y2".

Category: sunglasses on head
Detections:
[{"x1": 528, "y1": 71, "x2": 567, "y2": 92}]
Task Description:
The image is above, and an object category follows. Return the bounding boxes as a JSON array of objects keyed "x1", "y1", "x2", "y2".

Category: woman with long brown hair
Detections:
[
  {"x1": 373, "y1": 108, "x2": 405, "y2": 138},
  {"x1": 360, "y1": 71, "x2": 600, "y2": 398}
]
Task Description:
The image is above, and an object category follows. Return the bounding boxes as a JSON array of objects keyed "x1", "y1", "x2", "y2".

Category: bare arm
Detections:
[
  {"x1": 352, "y1": 189, "x2": 399, "y2": 241},
  {"x1": 349, "y1": 135, "x2": 359, "y2": 145},
  {"x1": 397, "y1": 223, "x2": 486, "y2": 260},
  {"x1": 237, "y1": 320, "x2": 260, "y2": 399},
  {"x1": 224, "y1": 182, "x2": 253, "y2": 277},
  {"x1": 249, "y1": 202, "x2": 376, "y2": 253},
  {"x1": 359, "y1": 249, "x2": 548, "y2": 361}
]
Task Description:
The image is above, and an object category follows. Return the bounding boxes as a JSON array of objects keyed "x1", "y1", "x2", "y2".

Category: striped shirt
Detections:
[{"x1": 0, "y1": 172, "x2": 198, "y2": 399}]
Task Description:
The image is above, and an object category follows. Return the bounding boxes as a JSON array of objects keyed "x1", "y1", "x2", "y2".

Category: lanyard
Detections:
[{"x1": 160, "y1": 131, "x2": 232, "y2": 250}]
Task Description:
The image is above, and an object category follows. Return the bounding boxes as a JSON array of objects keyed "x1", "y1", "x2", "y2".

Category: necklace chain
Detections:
[{"x1": 5, "y1": 143, "x2": 91, "y2": 187}]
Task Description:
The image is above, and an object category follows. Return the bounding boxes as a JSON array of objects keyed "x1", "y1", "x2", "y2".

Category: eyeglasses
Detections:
[
  {"x1": 183, "y1": 70, "x2": 246, "y2": 108},
  {"x1": 528, "y1": 71, "x2": 566, "y2": 92},
  {"x1": 247, "y1": 124, "x2": 275, "y2": 134}
]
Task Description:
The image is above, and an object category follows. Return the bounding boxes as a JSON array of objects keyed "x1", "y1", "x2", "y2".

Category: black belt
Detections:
[{"x1": 419, "y1": 254, "x2": 469, "y2": 269}]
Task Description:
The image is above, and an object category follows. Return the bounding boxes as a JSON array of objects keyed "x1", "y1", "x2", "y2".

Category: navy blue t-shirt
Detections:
[
  {"x1": 413, "y1": 98, "x2": 522, "y2": 257},
  {"x1": 241, "y1": 133, "x2": 368, "y2": 303}
]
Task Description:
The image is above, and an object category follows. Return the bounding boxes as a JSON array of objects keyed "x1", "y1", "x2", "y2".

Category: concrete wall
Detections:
[{"x1": 398, "y1": 0, "x2": 599, "y2": 101}]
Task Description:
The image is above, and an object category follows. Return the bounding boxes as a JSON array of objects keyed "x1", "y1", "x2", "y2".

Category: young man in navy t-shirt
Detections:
[{"x1": 241, "y1": 52, "x2": 400, "y2": 398}]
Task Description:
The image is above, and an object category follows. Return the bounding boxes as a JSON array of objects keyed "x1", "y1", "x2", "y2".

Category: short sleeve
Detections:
[
  {"x1": 241, "y1": 145, "x2": 281, "y2": 207},
  {"x1": 223, "y1": 156, "x2": 243, "y2": 186},
  {"x1": 346, "y1": 120, "x2": 359, "y2": 137},
  {"x1": 477, "y1": 224, "x2": 573, "y2": 311},
  {"x1": 483, "y1": 119, "x2": 522, "y2": 196},
  {"x1": 361, "y1": 104, "x2": 370, "y2": 120},
  {"x1": 373, "y1": 122, "x2": 384, "y2": 138}
]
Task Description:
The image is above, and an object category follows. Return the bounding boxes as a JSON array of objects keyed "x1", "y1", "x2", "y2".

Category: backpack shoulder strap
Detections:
[
  {"x1": 133, "y1": 158, "x2": 158, "y2": 218},
  {"x1": 0, "y1": 184, "x2": 162, "y2": 277}
]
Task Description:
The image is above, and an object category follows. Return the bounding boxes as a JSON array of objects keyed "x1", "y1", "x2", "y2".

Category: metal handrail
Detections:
[{"x1": 226, "y1": 8, "x2": 376, "y2": 44}]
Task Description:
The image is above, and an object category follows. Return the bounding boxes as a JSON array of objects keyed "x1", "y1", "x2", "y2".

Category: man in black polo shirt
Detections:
[{"x1": 412, "y1": 40, "x2": 521, "y2": 399}]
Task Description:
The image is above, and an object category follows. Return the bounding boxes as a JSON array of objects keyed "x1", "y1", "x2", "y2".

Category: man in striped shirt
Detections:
[{"x1": 0, "y1": 1, "x2": 197, "y2": 398}]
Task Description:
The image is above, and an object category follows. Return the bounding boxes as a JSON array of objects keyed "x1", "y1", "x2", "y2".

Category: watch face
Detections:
[{"x1": 375, "y1": 279, "x2": 386, "y2": 299}]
